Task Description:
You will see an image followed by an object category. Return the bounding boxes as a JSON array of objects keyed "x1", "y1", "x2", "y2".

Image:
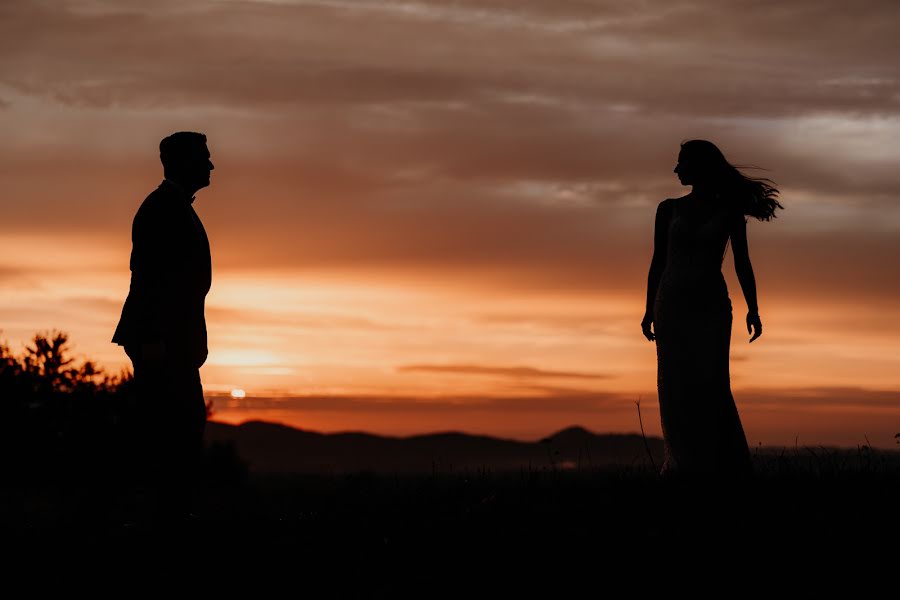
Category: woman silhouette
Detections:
[{"x1": 642, "y1": 140, "x2": 782, "y2": 478}]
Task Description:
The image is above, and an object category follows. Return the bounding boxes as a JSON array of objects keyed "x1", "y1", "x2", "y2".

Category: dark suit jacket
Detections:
[{"x1": 112, "y1": 180, "x2": 212, "y2": 369}]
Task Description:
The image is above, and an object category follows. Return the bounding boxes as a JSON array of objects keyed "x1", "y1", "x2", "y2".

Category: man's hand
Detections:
[
  {"x1": 641, "y1": 314, "x2": 656, "y2": 342},
  {"x1": 747, "y1": 312, "x2": 762, "y2": 343},
  {"x1": 142, "y1": 340, "x2": 167, "y2": 370}
]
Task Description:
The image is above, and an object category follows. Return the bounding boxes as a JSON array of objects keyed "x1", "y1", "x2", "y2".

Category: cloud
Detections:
[
  {"x1": 206, "y1": 306, "x2": 396, "y2": 331},
  {"x1": 736, "y1": 386, "x2": 900, "y2": 410},
  {"x1": 397, "y1": 363, "x2": 611, "y2": 380},
  {"x1": 210, "y1": 384, "x2": 900, "y2": 414},
  {"x1": 0, "y1": 266, "x2": 28, "y2": 282},
  {"x1": 61, "y1": 295, "x2": 123, "y2": 311},
  {"x1": 3, "y1": 0, "x2": 899, "y2": 118},
  {"x1": 3, "y1": 0, "x2": 899, "y2": 232},
  {"x1": 211, "y1": 388, "x2": 628, "y2": 414}
]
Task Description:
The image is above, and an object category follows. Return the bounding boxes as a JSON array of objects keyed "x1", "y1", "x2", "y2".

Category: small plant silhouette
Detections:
[{"x1": 635, "y1": 396, "x2": 657, "y2": 474}]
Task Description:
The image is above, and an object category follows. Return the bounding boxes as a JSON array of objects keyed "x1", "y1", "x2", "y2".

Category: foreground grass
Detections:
[
  {"x1": 0, "y1": 450, "x2": 895, "y2": 593},
  {"x1": 4, "y1": 447, "x2": 898, "y2": 549}
]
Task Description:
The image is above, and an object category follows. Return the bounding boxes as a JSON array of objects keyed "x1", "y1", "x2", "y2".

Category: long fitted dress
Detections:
[{"x1": 653, "y1": 196, "x2": 753, "y2": 477}]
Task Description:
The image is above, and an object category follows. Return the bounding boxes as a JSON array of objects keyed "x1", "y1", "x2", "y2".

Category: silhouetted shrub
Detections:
[
  {"x1": 0, "y1": 330, "x2": 136, "y2": 484},
  {"x1": 1, "y1": 330, "x2": 248, "y2": 493}
]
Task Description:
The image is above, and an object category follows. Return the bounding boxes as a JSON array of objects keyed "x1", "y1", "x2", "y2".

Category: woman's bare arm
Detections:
[
  {"x1": 730, "y1": 212, "x2": 763, "y2": 342},
  {"x1": 642, "y1": 199, "x2": 671, "y2": 341}
]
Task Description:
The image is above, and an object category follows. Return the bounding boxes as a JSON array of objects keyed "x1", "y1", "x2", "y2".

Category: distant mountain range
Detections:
[{"x1": 205, "y1": 421, "x2": 665, "y2": 474}]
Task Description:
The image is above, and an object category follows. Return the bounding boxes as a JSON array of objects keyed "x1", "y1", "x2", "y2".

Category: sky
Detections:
[{"x1": 1, "y1": 0, "x2": 899, "y2": 447}]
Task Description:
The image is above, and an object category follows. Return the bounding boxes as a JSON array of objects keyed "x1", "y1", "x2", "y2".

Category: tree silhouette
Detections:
[
  {"x1": 0, "y1": 329, "x2": 247, "y2": 498},
  {"x1": 0, "y1": 329, "x2": 135, "y2": 483},
  {"x1": 16, "y1": 330, "x2": 131, "y2": 396},
  {"x1": 22, "y1": 330, "x2": 77, "y2": 392}
]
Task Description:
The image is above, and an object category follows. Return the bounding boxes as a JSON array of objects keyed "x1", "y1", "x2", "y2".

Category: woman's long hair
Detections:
[{"x1": 681, "y1": 139, "x2": 783, "y2": 221}]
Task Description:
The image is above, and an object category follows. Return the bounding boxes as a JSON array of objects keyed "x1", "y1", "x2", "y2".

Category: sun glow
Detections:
[{"x1": 230, "y1": 389, "x2": 246, "y2": 399}]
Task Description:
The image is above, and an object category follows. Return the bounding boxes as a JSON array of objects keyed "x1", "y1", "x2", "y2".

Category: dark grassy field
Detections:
[
  {"x1": 1, "y1": 453, "x2": 895, "y2": 593},
  {"x1": 4, "y1": 446, "x2": 897, "y2": 556}
]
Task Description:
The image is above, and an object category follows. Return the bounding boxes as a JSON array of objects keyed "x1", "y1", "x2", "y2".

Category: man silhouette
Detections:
[{"x1": 112, "y1": 131, "x2": 214, "y2": 521}]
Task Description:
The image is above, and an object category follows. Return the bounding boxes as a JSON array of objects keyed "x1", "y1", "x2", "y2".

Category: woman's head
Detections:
[{"x1": 675, "y1": 139, "x2": 783, "y2": 221}]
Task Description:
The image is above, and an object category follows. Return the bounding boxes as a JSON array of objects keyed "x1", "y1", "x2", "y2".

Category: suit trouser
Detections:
[{"x1": 125, "y1": 344, "x2": 207, "y2": 514}]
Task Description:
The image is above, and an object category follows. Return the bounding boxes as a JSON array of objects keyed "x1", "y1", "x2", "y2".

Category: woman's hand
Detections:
[
  {"x1": 641, "y1": 314, "x2": 655, "y2": 342},
  {"x1": 747, "y1": 312, "x2": 762, "y2": 343}
]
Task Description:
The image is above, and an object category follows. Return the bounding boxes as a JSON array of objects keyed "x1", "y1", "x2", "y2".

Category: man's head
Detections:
[{"x1": 160, "y1": 131, "x2": 214, "y2": 195}]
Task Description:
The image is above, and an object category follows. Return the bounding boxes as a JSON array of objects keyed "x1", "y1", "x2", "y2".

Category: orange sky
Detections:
[{"x1": 1, "y1": 0, "x2": 899, "y2": 447}]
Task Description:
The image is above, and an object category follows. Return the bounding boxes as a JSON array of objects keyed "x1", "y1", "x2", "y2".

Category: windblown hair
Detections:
[
  {"x1": 159, "y1": 131, "x2": 207, "y2": 167},
  {"x1": 680, "y1": 139, "x2": 783, "y2": 221}
]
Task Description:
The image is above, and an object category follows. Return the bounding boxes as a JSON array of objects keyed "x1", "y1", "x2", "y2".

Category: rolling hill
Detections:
[{"x1": 204, "y1": 421, "x2": 665, "y2": 473}]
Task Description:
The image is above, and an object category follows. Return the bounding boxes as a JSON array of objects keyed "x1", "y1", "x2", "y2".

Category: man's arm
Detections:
[{"x1": 131, "y1": 200, "x2": 177, "y2": 352}]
